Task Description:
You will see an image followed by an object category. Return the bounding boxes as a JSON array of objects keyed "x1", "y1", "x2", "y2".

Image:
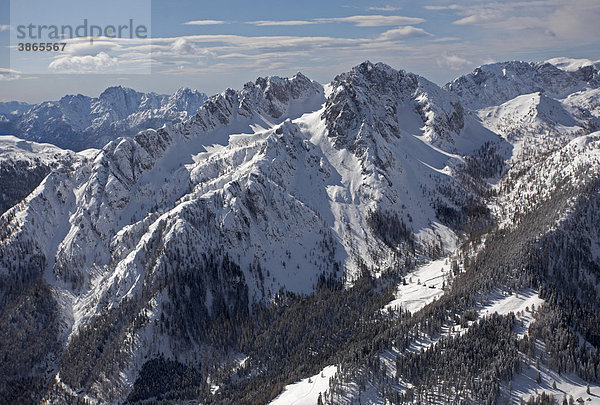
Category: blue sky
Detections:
[{"x1": 1, "y1": 0, "x2": 599, "y2": 102}]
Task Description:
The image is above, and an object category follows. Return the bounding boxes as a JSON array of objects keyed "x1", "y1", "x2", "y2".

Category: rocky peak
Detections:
[
  {"x1": 242, "y1": 72, "x2": 324, "y2": 119},
  {"x1": 323, "y1": 61, "x2": 465, "y2": 155},
  {"x1": 185, "y1": 73, "x2": 324, "y2": 136}
]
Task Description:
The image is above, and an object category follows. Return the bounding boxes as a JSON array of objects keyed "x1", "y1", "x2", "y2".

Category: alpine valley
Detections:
[{"x1": 1, "y1": 57, "x2": 600, "y2": 404}]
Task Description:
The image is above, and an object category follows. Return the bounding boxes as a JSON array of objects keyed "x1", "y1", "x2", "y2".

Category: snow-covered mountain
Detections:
[
  {"x1": 0, "y1": 62, "x2": 497, "y2": 401},
  {"x1": 1, "y1": 58, "x2": 600, "y2": 404},
  {"x1": 450, "y1": 59, "x2": 600, "y2": 162},
  {"x1": 445, "y1": 60, "x2": 600, "y2": 109},
  {"x1": 477, "y1": 91, "x2": 589, "y2": 142},
  {"x1": 1, "y1": 86, "x2": 207, "y2": 151},
  {"x1": 0, "y1": 135, "x2": 83, "y2": 214},
  {"x1": 545, "y1": 57, "x2": 600, "y2": 72}
]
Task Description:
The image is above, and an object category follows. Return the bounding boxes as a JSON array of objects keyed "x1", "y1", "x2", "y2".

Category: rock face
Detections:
[
  {"x1": 1, "y1": 59, "x2": 600, "y2": 403},
  {"x1": 1, "y1": 86, "x2": 207, "y2": 151},
  {"x1": 324, "y1": 61, "x2": 466, "y2": 154}
]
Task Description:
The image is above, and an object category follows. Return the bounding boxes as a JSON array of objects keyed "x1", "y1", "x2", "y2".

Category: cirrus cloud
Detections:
[
  {"x1": 245, "y1": 15, "x2": 425, "y2": 27},
  {"x1": 316, "y1": 15, "x2": 425, "y2": 27},
  {"x1": 246, "y1": 20, "x2": 316, "y2": 26},
  {"x1": 184, "y1": 20, "x2": 226, "y2": 26}
]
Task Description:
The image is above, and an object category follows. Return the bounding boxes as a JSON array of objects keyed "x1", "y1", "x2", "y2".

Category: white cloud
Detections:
[
  {"x1": 184, "y1": 20, "x2": 225, "y2": 26},
  {"x1": 172, "y1": 38, "x2": 197, "y2": 55},
  {"x1": 452, "y1": 15, "x2": 484, "y2": 25},
  {"x1": 316, "y1": 15, "x2": 425, "y2": 27},
  {"x1": 379, "y1": 26, "x2": 432, "y2": 40},
  {"x1": 367, "y1": 6, "x2": 401, "y2": 11},
  {"x1": 152, "y1": 34, "x2": 365, "y2": 53},
  {"x1": 453, "y1": 10, "x2": 501, "y2": 25},
  {"x1": 48, "y1": 52, "x2": 118, "y2": 72},
  {"x1": 62, "y1": 40, "x2": 121, "y2": 56},
  {"x1": 445, "y1": 0, "x2": 595, "y2": 30},
  {"x1": 438, "y1": 53, "x2": 471, "y2": 70},
  {"x1": 0, "y1": 25, "x2": 10, "y2": 32},
  {"x1": 245, "y1": 15, "x2": 424, "y2": 27},
  {"x1": 139, "y1": 33, "x2": 366, "y2": 73},
  {"x1": 431, "y1": 36, "x2": 461, "y2": 42},
  {"x1": 86, "y1": 34, "x2": 363, "y2": 51},
  {"x1": 217, "y1": 50, "x2": 309, "y2": 60},
  {"x1": 246, "y1": 20, "x2": 316, "y2": 26}
]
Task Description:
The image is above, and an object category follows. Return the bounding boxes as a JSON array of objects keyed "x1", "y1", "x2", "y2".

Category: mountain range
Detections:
[
  {"x1": 0, "y1": 86, "x2": 208, "y2": 151},
  {"x1": 1, "y1": 57, "x2": 600, "y2": 404}
]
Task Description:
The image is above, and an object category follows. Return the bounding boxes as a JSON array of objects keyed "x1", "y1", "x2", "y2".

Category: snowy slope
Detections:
[
  {"x1": 269, "y1": 365, "x2": 338, "y2": 405},
  {"x1": 0, "y1": 135, "x2": 79, "y2": 165},
  {"x1": 477, "y1": 92, "x2": 587, "y2": 142},
  {"x1": 384, "y1": 258, "x2": 448, "y2": 313},
  {"x1": 307, "y1": 59, "x2": 600, "y2": 404},
  {"x1": 546, "y1": 57, "x2": 600, "y2": 72},
  {"x1": 448, "y1": 58, "x2": 600, "y2": 168},
  {"x1": 506, "y1": 363, "x2": 600, "y2": 404},
  {"x1": 303, "y1": 62, "x2": 503, "y2": 277},
  {"x1": 0, "y1": 135, "x2": 82, "y2": 214},
  {"x1": 480, "y1": 290, "x2": 545, "y2": 338},
  {"x1": 493, "y1": 133, "x2": 600, "y2": 229}
]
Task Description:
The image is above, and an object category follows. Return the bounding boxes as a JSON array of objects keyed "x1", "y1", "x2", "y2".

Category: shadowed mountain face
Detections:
[{"x1": 0, "y1": 59, "x2": 600, "y2": 404}]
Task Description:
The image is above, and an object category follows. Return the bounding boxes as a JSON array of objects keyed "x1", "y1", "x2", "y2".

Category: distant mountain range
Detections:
[{"x1": 0, "y1": 86, "x2": 208, "y2": 151}]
